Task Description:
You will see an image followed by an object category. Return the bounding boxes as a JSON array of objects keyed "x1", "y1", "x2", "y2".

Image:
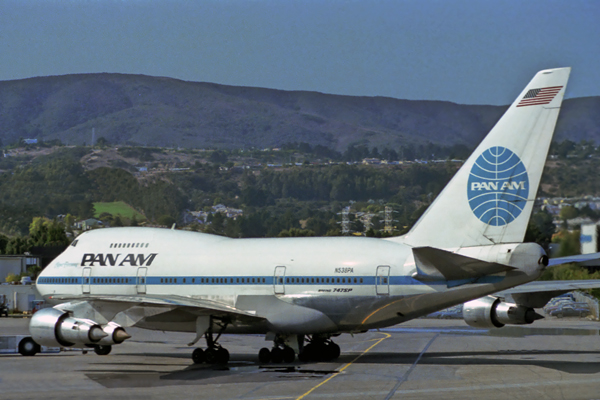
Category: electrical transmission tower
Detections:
[
  {"x1": 337, "y1": 206, "x2": 351, "y2": 235},
  {"x1": 381, "y1": 206, "x2": 398, "y2": 234}
]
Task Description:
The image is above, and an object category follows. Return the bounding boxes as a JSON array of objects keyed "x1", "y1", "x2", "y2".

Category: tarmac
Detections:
[{"x1": 2, "y1": 316, "x2": 600, "y2": 400}]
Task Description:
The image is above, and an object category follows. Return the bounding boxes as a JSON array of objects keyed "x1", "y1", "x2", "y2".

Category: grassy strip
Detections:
[{"x1": 93, "y1": 201, "x2": 146, "y2": 220}]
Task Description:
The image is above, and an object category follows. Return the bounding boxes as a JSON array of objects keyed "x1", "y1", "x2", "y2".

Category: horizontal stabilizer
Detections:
[
  {"x1": 495, "y1": 279, "x2": 600, "y2": 308},
  {"x1": 412, "y1": 246, "x2": 515, "y2": 282},
  {"x1": 548, "y1": 252, "x2": 600, "y2": 267}
]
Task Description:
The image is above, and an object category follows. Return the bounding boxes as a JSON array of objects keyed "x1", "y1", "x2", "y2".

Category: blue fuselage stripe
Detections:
[{"x1": 37, "y1": 275, "x2": 504, "y2": 286}]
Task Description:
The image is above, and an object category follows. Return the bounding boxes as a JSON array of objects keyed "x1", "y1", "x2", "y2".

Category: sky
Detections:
[{"x1": 1, "y1": 0, "x2": 599, "y2": 105}]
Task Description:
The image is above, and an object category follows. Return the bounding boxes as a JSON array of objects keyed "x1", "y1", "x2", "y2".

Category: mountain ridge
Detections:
[{"x1": 1, "y1": 73, "x2": 598, "y2": 151}]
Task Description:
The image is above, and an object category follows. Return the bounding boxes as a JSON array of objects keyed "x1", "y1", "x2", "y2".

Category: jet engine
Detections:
[
  {"x1": 97, "y1": 322, "x2": 131, "y2": 345},
  {"x1": 463, "y1": 296, "x2": 543, "y2": 329},
  {"x1": 30, "y1": 308, "x2": 129, "y2": 347}
]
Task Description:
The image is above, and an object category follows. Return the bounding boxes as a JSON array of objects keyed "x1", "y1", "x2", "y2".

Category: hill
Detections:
[{"x1": 1, "y1": 73, "x2": 598, "y2": 151}]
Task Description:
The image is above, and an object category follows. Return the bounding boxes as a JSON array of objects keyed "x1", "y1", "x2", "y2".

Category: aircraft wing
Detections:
[
  {"x1": 493, "y1": 279, "x2": 600, "y2": 308},
  {"x1": 47, "y1": 294, "x2": 265, "y2": 327}
]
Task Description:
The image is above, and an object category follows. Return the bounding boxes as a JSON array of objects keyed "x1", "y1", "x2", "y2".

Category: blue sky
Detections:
[{"x1": 1, "y1": 0, "x2": 598, "y2": 104}]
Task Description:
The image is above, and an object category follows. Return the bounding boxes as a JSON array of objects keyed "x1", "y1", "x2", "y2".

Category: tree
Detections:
[
  {"x1": 5, "y1": 273, "x2": 19, "y2": 283},
  {"x1": 277, "y1": 228, "x2": 315, "y2": 237},
  {"x1": 157, "y1": 215, "x2": 176, "y2": 227},
  {"x1": 553, "y1": 230, "x2": 581, "y2": 257},
  {"x1": 29, "y1": 217, "x2": 69, "y2": 247},
  {"x1": 95, "y1": 137, "x2": 110, "y2": 147},
  {"x1": 525, "y1": 210, "x2": 556, "y2": 252}
]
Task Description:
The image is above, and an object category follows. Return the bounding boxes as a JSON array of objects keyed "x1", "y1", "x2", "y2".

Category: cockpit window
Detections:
[{"x1": 71, "y1": 240, "x2": 78, "y2": 247}]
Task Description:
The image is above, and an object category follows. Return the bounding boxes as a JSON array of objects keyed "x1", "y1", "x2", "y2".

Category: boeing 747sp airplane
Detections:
[{"x1": 22, "y1": 67, "x2": 600, "y2": 364}]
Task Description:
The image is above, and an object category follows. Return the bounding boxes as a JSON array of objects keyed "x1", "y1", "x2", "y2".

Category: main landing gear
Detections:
[
  {"x1": 191, "y1": 318, "x2": 230, "y2": 365},
  {"x1": 258, "y1": 334, "x2": 296, "y2": 364},
  {"x1": 298, "y1": 335, "x2": 340, "y2": 362},
  {"x1": 258, "y1": 334, "x2": 341, "y2": 364}
]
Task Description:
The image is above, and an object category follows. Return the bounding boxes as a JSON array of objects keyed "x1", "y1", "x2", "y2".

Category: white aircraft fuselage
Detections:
[{"x1": 36, "y1": 227, "x2": 542, "y2": 335}]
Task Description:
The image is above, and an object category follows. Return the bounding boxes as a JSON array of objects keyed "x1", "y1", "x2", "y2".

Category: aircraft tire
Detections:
[
  {"x1": 192, "y1": 348, "x2": 205, "y2": 364},
  {"x1": 327, "y1": 342, "x2": 340, "y2": 360},
  {"x1": 282, "y1": 346, "x2": 295, "y2": 363},
  {"x1": 271, "y1": 347, "x2": 283, "y2": 363},
  {"x1": 205, "y1": 348, "x2": 218, "y2": 364},
  {"x1": 94, "y1": 345, "x2": 112, "y2": 356},
  {"x1": 217, "y1": 347, "x2": 230, "y2": 364},
  {"x1": 18, "y1": 337, "x2": 40, "y2": 356},
  {"x1": 258, "y1": 347, "x2": 271, "y2": 363},
  {"x1": 299, "y1": 343, "x2": 316, "y2": 362}
]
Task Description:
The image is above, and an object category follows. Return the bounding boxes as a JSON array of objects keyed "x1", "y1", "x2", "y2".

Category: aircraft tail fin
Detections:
[{"x1": 400, "y1": 67, "x2": 571, "y2": 249}]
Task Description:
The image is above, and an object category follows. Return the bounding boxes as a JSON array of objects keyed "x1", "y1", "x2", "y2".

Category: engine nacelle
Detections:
[
  {"x1": 30, "y1": 308, "x2": 108, "y2": 347},
  {"x1": 463, "y1": 296, "x2": 542, "y2": 329},
  {"x1": 97, "y1": 322, "x2": 131, "y2": 345}
]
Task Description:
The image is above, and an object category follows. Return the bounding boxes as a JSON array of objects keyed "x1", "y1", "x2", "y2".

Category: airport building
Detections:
[{"x1": 0, "y1": 255, "x2": 40, "y2": 283}]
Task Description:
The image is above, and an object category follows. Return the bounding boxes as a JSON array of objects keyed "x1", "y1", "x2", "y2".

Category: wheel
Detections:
[
  {"x1": 216, "y1": 347, "x2": 230, "y2": 364},
  {"x1": 94, "y1": 345, "x2": 112, "y2": 356},
  {"x1": 192, "y1": 348, "x2": 205, "y2": 364},
  {"x1": 326, "y1": 342, "x2": 340, "y2": 360},
  {"x1": 298, "y1": 349, "x2": 309, "y2": 362},
  {"x1": 258, "y1": 347, "x2": 271, "y2": 363},
  {"x1": 205, "y1": 347, "x2": 218, "y2": 364},
  {"x1": 313, "y1": 342, "x2": 327, "y2": 361},
  {"x1": 282, "y1": 346, "x2": 295, "y2": 363},
  {"x1": 299, "y1": 343, "x2": 315, "y2": 362},
  {"x1": 18, "y1": 337, "x2": 40, "y2": 356},
  {"x1": 271, "y1": 347, "x2": 283, "y2": 363}
]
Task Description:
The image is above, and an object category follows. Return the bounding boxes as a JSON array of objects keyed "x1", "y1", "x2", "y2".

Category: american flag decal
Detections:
[{"x1": 516, "y1": 86, "x2": 563, "y2": 107}]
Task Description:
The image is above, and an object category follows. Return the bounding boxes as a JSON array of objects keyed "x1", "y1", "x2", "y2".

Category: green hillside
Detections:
[{"x1": 93, "y1": 201, "x2": 145, "y2": 220}]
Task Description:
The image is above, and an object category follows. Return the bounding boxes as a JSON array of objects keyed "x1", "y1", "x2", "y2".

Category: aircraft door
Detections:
[
  {"x1": 274, "y1": 266, "x2": 286, "y2": 295},
  {"x1": 136, "y1": 267, "x2": 148, "y2": 295},
  {"x1": 376, "y1": 265, "x2": 390, "y2": 295},
  {"x1": 82, "y1": 267, "x2": 91, "y2": 294}
]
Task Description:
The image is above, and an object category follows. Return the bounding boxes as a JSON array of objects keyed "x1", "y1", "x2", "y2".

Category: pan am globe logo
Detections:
[{"x1": 467, "y1": 146, "x2": 529, "y2": 226}]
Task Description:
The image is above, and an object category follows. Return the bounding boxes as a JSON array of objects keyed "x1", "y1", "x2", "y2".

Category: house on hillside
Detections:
[{"x1": 75, "y1": 218, "x2": 104, "y2": 230}]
